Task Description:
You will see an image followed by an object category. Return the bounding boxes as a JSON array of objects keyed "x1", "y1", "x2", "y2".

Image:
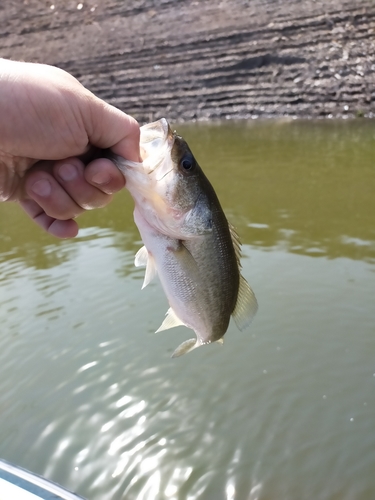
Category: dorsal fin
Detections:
[
  {"x1": 228, "y1": 221, "x2": 258, "y2": 329},
  {"x1": 232, "y1": 275, "x2": 258, "y2": 331},
  {"x1": 228, "y1": 222, "x2": 242, "y2": 267}
]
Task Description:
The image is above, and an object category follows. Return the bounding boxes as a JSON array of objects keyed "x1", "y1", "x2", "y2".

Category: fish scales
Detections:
[
  {"x1": 183, "y1": 198, "x2": 239, "y2": 332},
  {"x1": 113, "y1": 118, "x2": 258, "y2": 357}
]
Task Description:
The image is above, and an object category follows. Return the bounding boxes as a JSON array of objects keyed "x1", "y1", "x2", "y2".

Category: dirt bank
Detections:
[{"x1": 1, "y1": 0, "x2": 374, "y2": 122}]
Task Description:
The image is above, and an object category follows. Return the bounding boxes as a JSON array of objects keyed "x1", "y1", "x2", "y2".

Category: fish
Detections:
[{"x1": 114, "y1": 118, "x2": 258, "y2": 357}]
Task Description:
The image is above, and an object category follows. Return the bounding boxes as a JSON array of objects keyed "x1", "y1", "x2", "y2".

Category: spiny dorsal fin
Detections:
[
  {"x1": 232, "y1": 275, "x2": 258, "y2": 331},
  {"x1": 228, "y1": 222, "x2": 242, "y2": 267},
  {"x1": 155, "y1": 308, "x2": 185, "y2": 333}
]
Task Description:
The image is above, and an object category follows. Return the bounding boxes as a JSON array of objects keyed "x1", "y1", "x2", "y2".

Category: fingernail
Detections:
[
  {"x1": 31, "y1": 179, "x2": 51, "y2": 197},
  {"x1": 59, "y1": 163, "x2": 77, "y2": 182},
  {"x1": 91, "y1": 171, "x2": 111, "y2": 186}
]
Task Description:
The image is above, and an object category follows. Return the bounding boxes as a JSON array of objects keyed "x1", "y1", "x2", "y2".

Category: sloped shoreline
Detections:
[{"x1": 1, "y1": 0, "x2": 374, "y2": 122}]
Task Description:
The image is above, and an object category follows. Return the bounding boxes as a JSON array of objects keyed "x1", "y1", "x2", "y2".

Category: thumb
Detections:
[{"x1": 83, "y1": 94, "x2": 141, "y2": 162}]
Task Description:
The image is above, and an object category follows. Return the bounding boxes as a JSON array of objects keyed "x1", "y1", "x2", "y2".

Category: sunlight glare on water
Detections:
[{"x1": 0, "y1": 120, "x2": 374, "y2": 500}]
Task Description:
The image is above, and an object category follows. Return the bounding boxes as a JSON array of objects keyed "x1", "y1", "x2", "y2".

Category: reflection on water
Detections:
[
  {"x1": 0, "y1": 120, "x2": 375, "y2": 500},
  {"x1": 178, "y1": 119, "x2": 375, "y2": 263}
]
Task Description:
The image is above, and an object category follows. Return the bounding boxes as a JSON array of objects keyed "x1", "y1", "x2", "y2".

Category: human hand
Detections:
[{"x1": 0, "y1": 58, "x2": 140, "y2": 238}]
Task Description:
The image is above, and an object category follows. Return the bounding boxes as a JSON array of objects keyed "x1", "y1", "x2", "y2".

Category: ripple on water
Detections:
[{"x1": 1, "y1": 149, "x2": 375, "y2": 500}]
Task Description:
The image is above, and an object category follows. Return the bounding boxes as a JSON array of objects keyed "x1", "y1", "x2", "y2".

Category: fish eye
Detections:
[{"x1": 180, "y1": 155, "x2": 195, "y2": 171}]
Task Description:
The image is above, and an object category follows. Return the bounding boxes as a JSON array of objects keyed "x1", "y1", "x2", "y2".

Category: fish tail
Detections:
[{"x1": 171, "y1": 338, "x2": 200, "y2": 358}]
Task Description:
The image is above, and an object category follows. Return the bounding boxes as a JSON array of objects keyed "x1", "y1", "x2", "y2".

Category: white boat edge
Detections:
[{"x1": 0, "y1": 459, "x2": 86, "y2": 500}]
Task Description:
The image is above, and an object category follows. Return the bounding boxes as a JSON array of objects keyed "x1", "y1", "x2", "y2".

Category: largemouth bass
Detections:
[{"x1": 114, "y1": 118, "x2": 257, "y2": 357}]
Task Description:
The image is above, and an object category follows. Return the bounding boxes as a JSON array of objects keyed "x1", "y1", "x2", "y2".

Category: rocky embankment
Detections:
[{"x1": 0, "y1": 0, "x2": 374, "y2": 122}]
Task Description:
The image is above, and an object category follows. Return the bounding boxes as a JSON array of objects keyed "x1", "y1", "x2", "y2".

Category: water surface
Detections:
[{"x1": 0, "y1": 120, "x2": 374, "y2": 500}]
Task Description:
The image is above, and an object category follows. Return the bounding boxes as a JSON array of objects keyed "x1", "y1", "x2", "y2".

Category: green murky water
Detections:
[{"x1": 0, "y1": 120, "x2": 374, "y2": 500}]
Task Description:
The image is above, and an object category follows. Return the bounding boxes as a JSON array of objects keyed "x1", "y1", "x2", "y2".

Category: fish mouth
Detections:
[
  {"x1": 140, "y1": 118, "x2": 176, "y2": 177},
  {"x1": 140, "y1": 118, "x2": 174, "y2": 143}
]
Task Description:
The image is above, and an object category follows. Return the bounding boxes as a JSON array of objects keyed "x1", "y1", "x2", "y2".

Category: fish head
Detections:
[{"x1": 138, "y1": 118, "x2": 213, "y2": 238}]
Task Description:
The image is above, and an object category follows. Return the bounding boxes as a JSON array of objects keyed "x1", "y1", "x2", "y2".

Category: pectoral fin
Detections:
[
  {"x1": 134, "y1": 246, "x2": 157, "y2": 289},
  {"x1": 232, "y1": 275, "x2": 258, "y2": 331},
  {"x1": 156, "y1": 308, "x2": 185, "y2": 333},
  {"x1": 171, "y1": 338, "x2": 200, "y2": 358},
  {"x1": 134, "y1": 246, "x2": 148, "y2": 267},
  {"x1": 169, "y1": 241, "x2": 202, "y2": 286}
]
